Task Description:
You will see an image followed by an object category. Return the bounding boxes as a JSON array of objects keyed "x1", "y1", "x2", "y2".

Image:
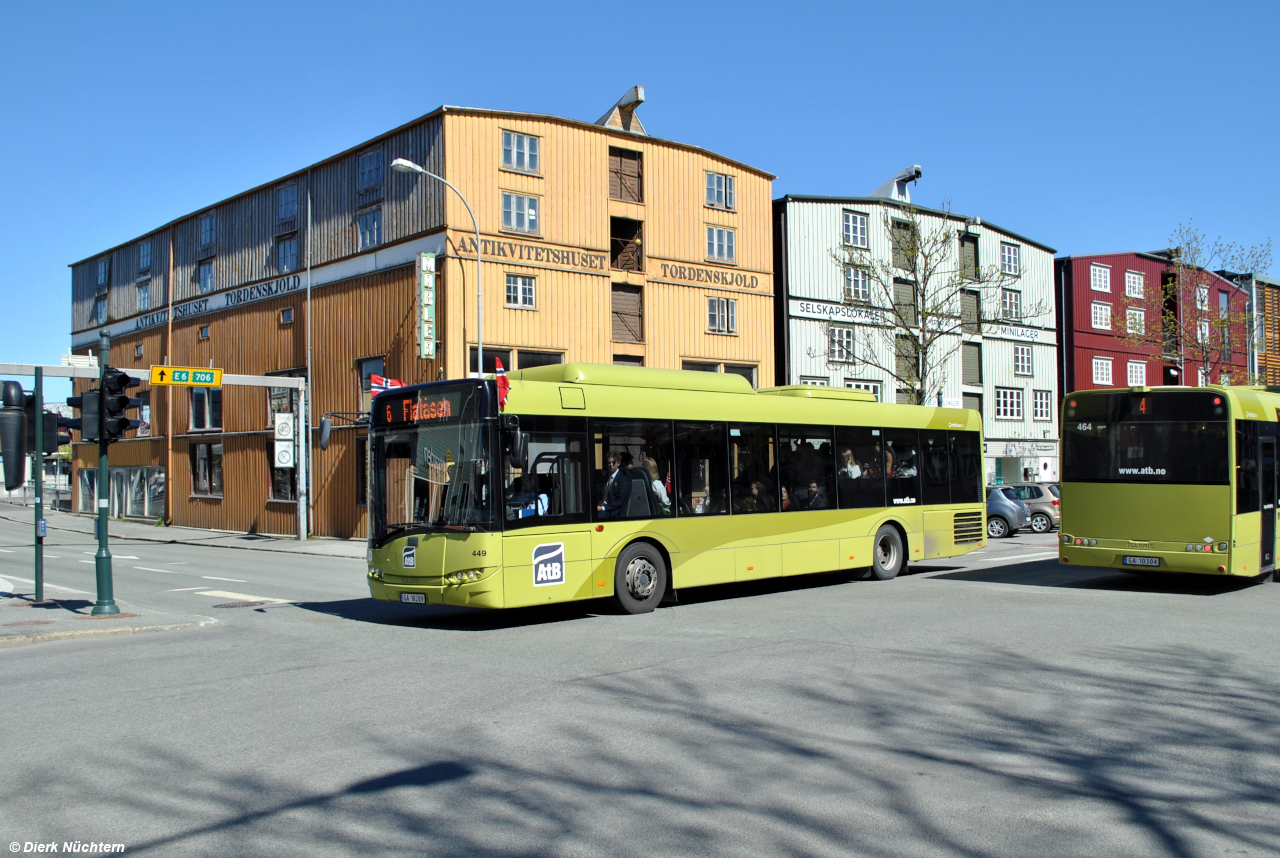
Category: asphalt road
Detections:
[{"x1": 2, "y1": 518, "x2": 1278, "y2": 857}]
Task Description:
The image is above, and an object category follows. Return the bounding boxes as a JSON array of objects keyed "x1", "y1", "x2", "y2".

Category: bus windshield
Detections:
[
  {"x1": 1062, "y1": 390, "x2": 1229, "y2": 485},
  {"x1": 369, "y1": 383, "x2": 496, "y2": 545}
]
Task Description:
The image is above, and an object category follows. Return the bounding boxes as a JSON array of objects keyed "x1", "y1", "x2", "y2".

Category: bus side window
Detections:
[
  {"x1": 728, "y1": 423, "x2": 777, "y2": 513},
  {"x1": 949, "y1": 431, "x2": 982, "y2": 503},
  {"x1": 1237, "y1": 420, "x2": 1261, "y2": 514},
  {"x1": 919, "y1": 430, "x2": 951, "y2": 505},
  {"x1": 591, "y1": 419, "x2": 675, "y2": 520},
  {"x1": 674, "y1": 422, "x2": 729, "y2": 516},
  {"x1": 777, "y1": 425, "x2": 835, "y2": 512},
  {"x1": 883, "y1": 429, "x2": 921, "y2": 505},
  {"x1": 834, "y1": 427, "x2": 885, "y2": 509}
]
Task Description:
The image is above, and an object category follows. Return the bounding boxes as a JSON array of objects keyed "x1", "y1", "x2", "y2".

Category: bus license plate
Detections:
[
  {"x1": 1122, "y1": 556, "x2": 1160, "y2": 567},
  {"x1": 400, "y1": 593, "x2": 426, "y2": 604}
]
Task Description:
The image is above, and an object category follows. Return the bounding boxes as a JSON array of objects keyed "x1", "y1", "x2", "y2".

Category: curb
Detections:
[
  {"x1": 0, "y1": 616, "x2": 218, "y2": 648},
  {"x1": 0, "y1": 509, "x2": 364, "y2": 560}
]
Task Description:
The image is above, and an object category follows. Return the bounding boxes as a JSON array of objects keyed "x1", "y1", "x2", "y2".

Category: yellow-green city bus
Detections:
[
  {"x1": 1060, "y1": 385, "x2": 1280, "y2": 579},
  {"x1": 366, "y1": 363, "x2": 986, "y2": 614}
]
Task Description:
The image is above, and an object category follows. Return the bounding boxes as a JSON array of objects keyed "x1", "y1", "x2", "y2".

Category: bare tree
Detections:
[
  {"x1": 1118, "y1": 222, "x2": 1272, "y2": 386},
  {"x1": 818, "y1": 202, "x2": 1047, "y2": 404}
]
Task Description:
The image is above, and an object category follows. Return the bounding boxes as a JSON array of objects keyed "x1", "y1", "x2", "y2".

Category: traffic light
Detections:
[
  {"x1": 100, "y1": 367, "x2": 141, "y2": 443},
  {"x1": 66, "y1": 388, "x2": 101, "y2": 443},
  {"x1": 0, "y1": 380, "x2": 26, "y2": 490},
  {"x1": 22, "y1": 394, "x2": 61, "y2": 456}
]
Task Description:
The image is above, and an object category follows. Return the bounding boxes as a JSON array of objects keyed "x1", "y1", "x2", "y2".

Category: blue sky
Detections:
[{"x1": 1, "y1": 0, "x2": 1275, "y2": 397}]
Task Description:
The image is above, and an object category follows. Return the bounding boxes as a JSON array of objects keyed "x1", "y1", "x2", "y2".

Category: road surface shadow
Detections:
[{"x1": 928, "y1": 558, "x2": 1269, "y2": 596}]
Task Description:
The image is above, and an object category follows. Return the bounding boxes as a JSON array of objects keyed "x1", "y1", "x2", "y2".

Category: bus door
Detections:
[{"x1": 1261, "y1": 435, "x2": 1276, "y2": 574}]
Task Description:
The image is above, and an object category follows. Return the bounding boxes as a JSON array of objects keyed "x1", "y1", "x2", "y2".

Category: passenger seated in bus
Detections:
[
  {"x1": 839, "y1": 448, "x2": 861, "y2": 479},
  {"x1": 803, "y1": 480, "x2": 830, "y2": 510},
  {"x1": 597, "y1": 453, "x2": 630, "y2": 518},
  {"x1": 643, "y1": 457, "x2": 670, "y2": 513},
  {"x1": 780, "y1": 485, "x2": 793, "y2": 510},
  {"x1": 750, "y1": 480, "x2": 775, "y2": 511}
]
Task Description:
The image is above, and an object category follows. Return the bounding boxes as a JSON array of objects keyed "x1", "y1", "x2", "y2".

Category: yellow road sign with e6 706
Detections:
[{"x1": 149, "y1": 366, "x2": 223, "y2": 387}]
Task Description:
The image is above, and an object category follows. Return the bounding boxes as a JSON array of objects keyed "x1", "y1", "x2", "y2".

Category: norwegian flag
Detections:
[
  {"x1": 494, "y1": 358, "x2": 511, "y2": 410},
  {"x1": 665, "y1": 471, "x2": 673, "y2": 497},
  {"x1": 371, "y1": 374, "x2": 404, "y2": 395}
]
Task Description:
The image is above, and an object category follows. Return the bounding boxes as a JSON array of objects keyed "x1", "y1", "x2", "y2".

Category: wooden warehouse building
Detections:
[{"x1": 67, "y1": 87, "x2": 776, "y2": 538}]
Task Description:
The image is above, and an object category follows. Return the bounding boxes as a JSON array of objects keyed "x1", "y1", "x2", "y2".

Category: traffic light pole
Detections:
[
  {"x1": 92, "y1": 331, "x2": 118, "y2": 616},
  {"x1": 33, "y1": 366, "x2": 44, "y2": 603}
]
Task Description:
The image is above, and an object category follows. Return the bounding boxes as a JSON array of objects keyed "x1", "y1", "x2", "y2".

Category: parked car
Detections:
[
  {"x1": 986, "y1": 487, "x2": 1030, "y2": 538},
  {"x1": 1003, "y1": 482, "x2": 1060, "y2": 533}
]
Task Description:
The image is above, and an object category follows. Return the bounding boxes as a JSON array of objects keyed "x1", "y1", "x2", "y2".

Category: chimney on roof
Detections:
[
  {"x1": 596, "y1": 86, "x2": 647, "y2": 135},
  {"x1": 868, "y1": 165, "x2": 923, "y2": 203}
]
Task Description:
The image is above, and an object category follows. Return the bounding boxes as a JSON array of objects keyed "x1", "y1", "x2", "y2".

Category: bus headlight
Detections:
[
  {"x1": 368, "y1": 566, "x2": 382, "y2": 579},
  {"x1": 445, "y1": 570, "x2": 483, "y2": 584}
]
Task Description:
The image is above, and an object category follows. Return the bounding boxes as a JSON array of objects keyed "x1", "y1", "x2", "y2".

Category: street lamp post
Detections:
[{"x1": 390, "y1": 158, "x2": 484, "y2": 377}]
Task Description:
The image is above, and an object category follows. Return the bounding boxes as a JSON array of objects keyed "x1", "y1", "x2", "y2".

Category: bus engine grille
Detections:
[{"x1": 953, "y1": 511, "x2": 984, "y2": 544}]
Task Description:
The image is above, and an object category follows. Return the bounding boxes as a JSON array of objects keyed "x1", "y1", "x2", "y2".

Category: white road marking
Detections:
[
  {"x1": 196, "y1": 589, "x2": 290, "y2": 604},
  {"x1": 135, "y1": 566, "x2": 177, "y2": 574},
  {"x1": 78, "y1": 560, "x2": 95, "y2": 564},
  {"x1": 969, "y1": 551, "x2": 1060, "y2": 565},
  {"x1": 114, "y1": 555, "x2": 140, "y2": 560},
  {"x1": 0, "y1": 575, "x2": 91, "y2": 594},
  {"x1": 0, "y1": 548, "x2": 13, "y2": 553},
  {"x1": 168, "y1": 587, "x2": 206, "y2": 591},
  {"x1": 45, "y1": 554, "x2": 60, "y2": 558},
  {"x1": 201, "y1": 576, "x2": 246, "y2": 583}
]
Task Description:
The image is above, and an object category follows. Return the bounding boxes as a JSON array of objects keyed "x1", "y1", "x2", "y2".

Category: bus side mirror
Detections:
[
  {"x1": 0, "y1": 380, "x2": 27, "y2": 491},
  {"x1": 507, "y1": 429, "x2": 528, "y2": 471},
  {"x1": 319, "y1": 417, "x2": 332, "y2": 452}
]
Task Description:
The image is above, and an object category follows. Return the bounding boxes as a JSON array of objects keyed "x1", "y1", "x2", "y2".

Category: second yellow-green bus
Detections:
[
  {"x1": 1060, "y1": 385, "x2": 1280, "y2": 579},
  {"x1": 366, "y1": 363, "x2": 987, "y2": 613}
]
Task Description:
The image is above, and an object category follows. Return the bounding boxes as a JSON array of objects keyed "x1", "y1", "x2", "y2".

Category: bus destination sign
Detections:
[{"x1": 378, "y1": 390, "x2": 462, "y2": 426}]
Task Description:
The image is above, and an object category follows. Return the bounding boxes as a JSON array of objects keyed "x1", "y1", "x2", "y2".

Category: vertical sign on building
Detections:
[
  {"x1": 418, "y1": 252, "x2": 436, "y2": 359},
  {"x1": 274, "y1": 412, "x2": 295, "y2": 469}
]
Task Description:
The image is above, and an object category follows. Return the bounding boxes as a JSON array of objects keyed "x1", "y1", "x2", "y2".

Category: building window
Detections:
[
  {"x1": 799, "y1": 376, "x2": 829, "y2": 386},
  {"x1": 280, "y1": 307, "x2": 294, "y2": 324},
  {"x1": 502, "y1": 131, "x2": 540, "y2": 174},
  {"x1": 707, "y1": 297, "x2": 736, "y2": 333},
  {"x1": 199, "y1": 325, "x2": 210, "y2": 340},
  {"x1": 959, "y1": 234, "x2": 979, "y2": 280},
  {"x1": 614, "y1": 355, "x2": 644, "y2": 367},
  {"x1": 724, "y1": 364, "x2": 756, "y2": 388},
  {"x1": 138, "y1": 241, "x2": 151, "y2": 273},
  {"x1": 1001, "y1": 288, "x2": 1022, "y2": 320},
  {"x1": 190, "y1": 442, "x2": 223, "y2": 497},
  {"x1": 1090, "y1": 264, "x2": 1110, "y2": 292},
  {"x1": 683, "y1": 361, "x2": 719, "y2": 372},
  {"x1": 506, "y1": 274, "x2": 535, "y2": 308},
  {"x1": 1033, "y1": 389, "x2": 1053, "y2": 421},
  {"x1": 359, "y1": 356, "x2": 385, "y2": 412},
  {"x1": 890, "y1": 220, "x2": 914, "y2": 269},
  {"x1": 134, "y1": 343, "x2": 143, "y2": 359},
  {"x1": 198, "y1": 260, "x2": 214, "y2": 294},
  {"x1": 136, "y1": 281, "x2": 150, "y2": 313},
  {"x1": 1126, "y1": 307, "x2": 1145, "y2": 335},
  {"x1": 842, "y1": 211, "x2": 868, "y2": 248},
  {"x1": 92, "y1": 296, "x2": 107, "y2": 324},
  {"x1": 358, "y1": 208, "x2": 382, "y2": 249},
  {"x1": 517, "y1": 350, "x2": 563, "y2": 369},
  {"x1": 1092, "y1": 357, "x2": 1113, "y2": 385},
  {"x1": 199, "y1": 213, "x2": 216, "y2": 248},
  {"x1": 190, "y1": 387, "x2": 223, "y2": 432},
  {"x1": 1197, "y1": 318, "x2": 1210, "y2": 344},
  {"x1": 137, "y1": 391, "x2": 151, "y2": 437},
  {"x1": 1195, "y1": 286, "x2": 1209, "y2": 310},
  {"x1": 97, "y1": 258, "x2": 110, "y2": 287},
  {"x1": 1091, "y1": 301, "x2": 1112, "y2": 330},
  {"x1": 610, "y1": 217, "x2": 643, "y2": 271},
  {"x1": 612, "y1": 283, "x2": 643, "y2": 343},
  {"x1": 845, "y1": 379, "x2": 882, "y2": 401},
  {"x1": 1000, "y1": 243, "x2": 1021, "y2": 275},
  {"x1": 501, "y1": 192, "x2": 540, "y2": 234},
  {"x1": 608, "y1": 147, "x2": 642, "y2": 203},
  {"x1": 706, "y1": 226, "x2": 736, "y2": 262},
  {"x1": 829, "y1": 327, "x2": 855, "y2": 362},
  {"x1": 705, "y1": 172, "x2": 735, "y2": 209},
  {"x1": 995, "y1": 388, "x2": 1024, "y2": 419},
  {"x1": 1127, "y1": 360, "x2": 1146, "y2": 387},
  {"x1": 277, "y1": 236, "x2": 298, "y2": 273},
  {"x1": 1014, "y1": 344, "x2": 1032, "y2": 376},
  {"x1": 358, "y1": 150, "x2": 383, "y2": 190},
  {"x1": 844, "y1": 267, "x2": 870, "y2": 302},
  {"x1": 1125, "y1": 270, "x2": 1144, "y2": 298},
  {"x1": 962, "y1": 342, "x2": 982, "y2": 385},
  {"x1": 278, "y1": 184, "x2": 298, "y2": 221}
]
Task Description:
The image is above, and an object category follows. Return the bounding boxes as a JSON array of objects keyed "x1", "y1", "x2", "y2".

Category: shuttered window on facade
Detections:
[
  {"x1": 962, "y1": 392, "x2": 982, "y2": 415},
  {"x1": 610, "y1": 218, "x2": 643, "y2": 271},
  {"x1": 893, "y1": 280, "x2": 917, "y2": 326},
  {"x1": 890, "y1": 220, "x2": 915, "y2": 269},
  {"x1": 895, "y1": 336, "x2": 918, "y2": 384},
  {"x1": 960, "y1": 290, "x2": 980, "y2": 333},
  {"x1": 959, "y1": 234, "x2": 978, "y2": 279},
  {"x1": 611, "y1": 283, "x2": 643, "y2": 343},
  {"x1": 962, "y1": 342, "x2": 982, "y2": 385},
  {"x1": 609, "y1": 148, "x2": 642, "y2": 203}
]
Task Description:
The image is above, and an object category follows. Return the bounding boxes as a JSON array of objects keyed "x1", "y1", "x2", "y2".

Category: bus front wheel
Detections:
[
  {"x1": 613, "y1": 542, "x2": 668, "y2": 614},
  {"x1": 870, "y1": 525, "x2": 905, "y2": 581}
]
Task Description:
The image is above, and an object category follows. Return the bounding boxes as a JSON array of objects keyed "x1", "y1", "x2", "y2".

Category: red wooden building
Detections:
[{"x1": 1056, "y1": 251, "x2": 1250, "y2": 394}]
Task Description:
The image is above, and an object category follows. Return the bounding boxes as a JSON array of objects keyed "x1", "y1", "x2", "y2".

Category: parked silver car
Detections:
[
  {"x1": 1003, "y1": 483, "x2": 1060, "y2": 533},
  {"x1": 986, "y1": 487, "x2": 1030, "y2": 538}
]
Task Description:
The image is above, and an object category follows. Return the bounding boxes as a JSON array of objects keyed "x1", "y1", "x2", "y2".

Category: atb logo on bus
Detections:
[
  {"x1": 533, "y1": 542, "x2": 566, "y2": 586},
  {"x1": 402, "y1": 544, "x2": 417, "y2": 568}
]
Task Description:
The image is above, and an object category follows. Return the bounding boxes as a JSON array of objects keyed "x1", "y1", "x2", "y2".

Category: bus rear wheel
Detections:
[
  {"x1": 870, "y1": 525, "x2": 905, "y2": 581},
  {"x1": 613, "y1": 542, "x2": 667, "y2": 614}
]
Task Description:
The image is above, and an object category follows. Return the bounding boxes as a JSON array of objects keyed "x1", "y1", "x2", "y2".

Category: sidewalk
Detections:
[
  {"x1": 0, "y1": 501, "x2": 366, "y2": 560},
  {"x1": 0, "y1": 585, "x2": 216, "y2": 647}
]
